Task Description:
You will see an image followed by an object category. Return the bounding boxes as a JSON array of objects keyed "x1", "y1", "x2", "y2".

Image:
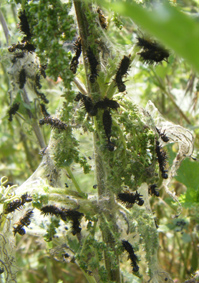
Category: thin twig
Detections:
[{"x1": 0, "y1": 9, "x2": 10, "y2": 44}]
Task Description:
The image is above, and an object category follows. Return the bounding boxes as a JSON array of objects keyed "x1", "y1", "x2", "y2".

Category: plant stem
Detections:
[{"x1": 74, "y1": 1, "x2": 121, "y2": 281}]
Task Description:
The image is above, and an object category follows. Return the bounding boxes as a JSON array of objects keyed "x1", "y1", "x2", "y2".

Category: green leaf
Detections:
[{"x1": 101, "y1": 1, "x2": 199, "y2": 72}]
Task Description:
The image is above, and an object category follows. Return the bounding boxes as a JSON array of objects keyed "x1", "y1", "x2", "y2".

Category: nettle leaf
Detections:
[{"x1": 101, "y1": 0, "x2": 199, "y2": 72}]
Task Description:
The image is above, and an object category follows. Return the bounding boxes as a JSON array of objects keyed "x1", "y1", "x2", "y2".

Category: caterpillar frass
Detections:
[
  {"x1": 70, "y1": 37, "x2": 82, "y2": 74},
  {"x1": 148, "y1": 184, "x2": 159, "y2": 197},
  {"x1": 156, "y1": 127, "x2": 169, "y2": 142},
  {"x1": 97, "y1": 8, "x2": 108, "y2": 30},
  {"x1": 115, "y1": 55, "x2": 131, "y2": 92},
  {"x1": 13, "y1": 209, "x2": 33, "y2": 236},
  {"x1": 137, "y1": 37, "x2": 169, "y2": 64},
  {"x1": 18, "y1": 10, "x2": 32, "y2": 42},
  {"x1": 87, "y1": 47, "x2": 99, "y2": 83},
  {"x1": 122, "y1": 240, "x2": 139, "y2": 272},
  {"x1": 19, "y1": 68, "x2": 26, "y2": 89},
  {"x1": 118, "y1": 191, "x2": 144, "y2": 206},
  {"x1": 40, "y1": 103, "x2": 50, "y2": 117},
  {"x1": 39, "y1": 117, "x2": 67, "y2": 130},
  {"x1": 8, "y1": 102, "x2": 20, "y2": 122},
  {"x1": 156, "y1": 141, "x2": 168, "y2": 179}
]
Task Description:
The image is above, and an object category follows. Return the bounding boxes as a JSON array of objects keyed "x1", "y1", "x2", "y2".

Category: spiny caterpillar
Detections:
[
  {"x1": 39, "y1": 117, "x2": 67, "y2": 130},
  {"x1": 18, "y1": 10, "x2": 32, "y2": 42},
  {"x1": 115, "y1": 55, "x2": 131, "y2": 92},
  {"x1": 75, "y1": 93, "x2": 119, "y2": 116},
  {"x1": 8, "y1": 102, "x2": 20, "y2": 121},
  {"x1": 97, "y1": 7, "x2": 108, "y2": 30},
  {"x1": 19, "y1": 68, "x2": 26, "y2": 89},
  {"x1": 156, "y1": 127, "x2": 169, "y2": 142},
  {"x1": 40, "y1": 206, "x2": 84, "y2": 235},
  {"x1": 74, "y1": 92, "x2": 95, "y2": 115},
  {"x1": 40, "y1": 103, "x2": 50, "y2": 117},
  {"x1": 87, "y1": 47, "x2": 99, "y2": 83},
  {"x1": 70, "y1": 37, "x2": 82, "y2": 74},
  {"x1": 8, "y1": 42, "x2": 36, "y2": 53},
  {"x1": 13, "y1": 209, "x2": 33, "y2": 236},
  {"x1": 63, "y1": 209, "x2": 84, "y2": 235},
  {"x1": 137, "y1": 37, "x2": 169, "y2": 64},
  {"x1": 34, "y1": 87, "x2": 49, "y2": 104},
  {"x1": 4, "y1": 193, "x2": 32, "y2": 214},
  {"x1": 118, "y1": 191, "x2": 144, "y2": 206},
  {"x1": 148, "y1": 184, "x2": 159, "y2": 197},
  {"x1": 122, "y1": 240, "x2": 139, "y2": 272},
  {"x1": 156, "y1": 141, "x2": 168, "y2": 179},
  {"x1": 103, "y1": 109, "x2": 114, "y2": 151},
  {"x1": 94, "y1": 97, "x2": 120, "y2": 111}
]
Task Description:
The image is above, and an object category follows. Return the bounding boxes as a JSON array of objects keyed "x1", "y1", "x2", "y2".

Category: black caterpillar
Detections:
[
  {"x1": 18, "y1": 10, "x2": 32, "y2": 42},
  {"x1": 70, "y1": 37, "x2": 82, "y2": 74},
  {"x1": 8, "y1": 102, "x2": 20, "y2": 121},
  {"x1": 40, "y1": 206, "x2": 83, "y2": 235},
  {"x1": 40, "y1": 103, "x2": 50, "y2": 117},
  {"x1": 156, "y1": 141, "x2": 168, "y2": 179},
  {"x1": 118, "y1": 191, "x2": 144, "y2": 206},
  {"x1": 97, "y1": 8, "x2": 108, "y2": 30},
  {"x1": 156, "y1": 127, "x2": 169, "y2": 142},
  {"x1": 75, "y1": 92, "x2": 119, "y2": 116},
  {"x1": 137, "y1": 37, "x2": 169, "y2": 64},
  {"x1": 8, "y1": 42, "x2": 36, "y2": 53},
  {"x1": 115, "y1": 55, "x2": 131, "y2": 92},
  {"x1": 122, "y1": 240, "x2": 139, "y2": 272},
  {"x1": 39, "y1": 116, "x2": 67, "y2": 130},
  {"x1": 87, "y1": 47, "x2": 99, "y2": 83},
  {"x1": 103, "y1": 109, "x2": 114, "y2": 151},
  {"x1": 148, "y1": 184, "x2": 159, "y2": 197},
  {"x1": 13, "y1": 209, "x2": 33, "y2": 236},
  {"x1": 19, "y1": 68, "x2": 26, "y2": 89},
  {"x1": 4, "y1": 193, "x2": 32, "y2": 214}
]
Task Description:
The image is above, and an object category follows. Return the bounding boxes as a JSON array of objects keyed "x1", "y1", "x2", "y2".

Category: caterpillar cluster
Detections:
[
  {"x1": 70, "y1": 37, "x2": 82, "y2": 74},
  {"x1": 13, "y1": 209, "x2": 33, "y2": 236},
  {"x1": 118, "y1": 191, "x2": 144, "y2": 206},
  {"x1": 8, "y1": 102, "x2": 20, "y2": 122},
  {"x1": 4, "y1": 193, "x2": 32, "y2": 214},
  {"x1": 97, "y1": 8, "x2": 108, "y2": 30},
  {"x1": 39, "y1": 117, "x2": 67, "y2": 131},
  {"x1": 87, "y1": 47, "x2": 99, "y2": 83},
  {"x1": 40, "y1": 205, "x2": 84, "y2": 235},
  {"x1": 148, "y1": 184, "x2": 159, "y2": 197},
  {"x1": 156, "y1": 127, "x2": 169, "y2": 142},
  {"x1": 156, "y1": 141, "x2": 168, "y2": 179},
  {"x1": 115, "y1": 55, "x2": 131, "y2": 92},
  {"x1": 137, "y1": 37, "x2": 169, "y2": 64},
  {"x1": 122, "y1": 240, "x2": 139, "y2": 272}
]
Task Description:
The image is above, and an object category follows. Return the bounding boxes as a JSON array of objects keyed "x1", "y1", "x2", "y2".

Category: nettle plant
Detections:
[{"x1": 0, "y1": 1, "x2": 195, "y2": 282}]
